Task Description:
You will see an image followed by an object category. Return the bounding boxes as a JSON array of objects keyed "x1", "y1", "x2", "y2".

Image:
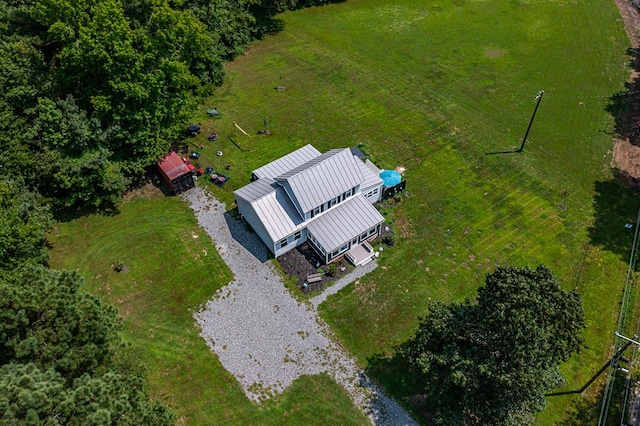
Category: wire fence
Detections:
[{"x1": 598, "y1": 208, "x2": 640, "y2": 425}]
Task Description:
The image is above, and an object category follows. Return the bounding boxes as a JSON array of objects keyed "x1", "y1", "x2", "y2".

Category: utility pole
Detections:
[
  {"x1": 517, "y1": 90, "x2": 544, "y2": 153},
  {"x1": 597, "y1": 332, "x2": 639, "y2": 426}
]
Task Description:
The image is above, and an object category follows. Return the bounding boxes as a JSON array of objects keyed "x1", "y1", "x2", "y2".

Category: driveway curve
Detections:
[{"x1": 184, "y1": 187, "x2": 416, "y2": 425}]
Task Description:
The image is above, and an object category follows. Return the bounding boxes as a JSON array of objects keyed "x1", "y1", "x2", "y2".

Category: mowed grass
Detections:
[
  {"x1": 185, "y1": 0, "x2": 638, "y2": 423},
  {"x1": 49, "y1": 0, "x2": 639, "y2": 424},
  {"x1": 48, "y1": 186, "x2": 369, "y2": 425}
]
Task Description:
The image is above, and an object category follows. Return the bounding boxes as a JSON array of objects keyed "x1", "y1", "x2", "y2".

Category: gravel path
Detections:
[
  {"x1": 184, "y1": 187, "x2": 417, "y2": 425},
  {"x1": 310, "y1": 260, "x2": 378, "y2": 309}
]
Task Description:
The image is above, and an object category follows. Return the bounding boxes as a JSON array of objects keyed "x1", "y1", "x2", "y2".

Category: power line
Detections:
[{"x1": 598, "y1": 208, "x2": 640, "y2": 425}]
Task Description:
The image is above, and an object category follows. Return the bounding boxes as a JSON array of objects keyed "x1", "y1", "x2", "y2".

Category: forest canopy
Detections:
[
  {"x1": 0, "y1": 0, "x2": 337, "y2": 423},
  {"x1": 0, "y1": 0, "x2": 336, "y2": 209}
]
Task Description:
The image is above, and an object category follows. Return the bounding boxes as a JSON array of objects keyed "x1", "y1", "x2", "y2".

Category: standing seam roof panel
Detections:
[
  {"x1": 252, "y1": 144, "x2": 321, "y2": 180},
  {"x1": 279, "y1": 149, "x2": 365, "y2": 213},
  {"x1": 250, "y1": 187, "x2": 304, "y2": 241},
  {"x1": 234, "y1": 177, "x2": 277, "y2": 203},
  {"x1": 306, "y1": 194, "x2": 384, "y2": 252}
]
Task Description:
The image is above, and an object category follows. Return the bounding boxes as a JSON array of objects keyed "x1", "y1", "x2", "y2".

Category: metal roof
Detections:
[
  {"x1": 234, "y1": 177, "x2": 277, "y2": 203},
  {"x1": 357, "y1": 157, "x2": 383, "y2": 191},
  {"x1": 234, "y1": 178, "x2": 304, "y2": 241},
  {"x1": 275, "y1": 149, "x2": 365, "y2": 214},
  {"x1": 157, "y1": 152, "x2": 190, "y2": 180},
  {"x1": 307, "y1": 193, "x2": 384, "y2": 252},
  {"x1": 251, "y1": 186, "x2": 305, "y2": 241},
  {"x1": 252, "y1": 144, "x2": 321, "y2": 180}
]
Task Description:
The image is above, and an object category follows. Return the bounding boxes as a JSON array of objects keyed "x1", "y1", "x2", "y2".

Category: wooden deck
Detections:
[{"x1": 345, "y1": 241, "x2": 375, "y2": 266}]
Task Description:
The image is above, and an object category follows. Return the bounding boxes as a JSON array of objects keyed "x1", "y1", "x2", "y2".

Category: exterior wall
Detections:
[
  {"x1": 169, "y1": 173, "x2": 195, "y2": 194},
  {"x1": 308, "y1": 223, "x2": 381, "y2": 264},
  {"x1": 361, "y1": 183, "x2": 383, "y2": 203},
  {"x1": 274, "y1": 228, "x2": 307, "y2": 258},
  {"x1": 236, "y1": 198, "x2": 277, "y2": 254}
]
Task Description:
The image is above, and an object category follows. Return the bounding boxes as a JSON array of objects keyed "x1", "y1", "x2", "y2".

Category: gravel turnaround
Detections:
[{"x1": 184, "y1": 187, "x2": 417, "y2": 425}]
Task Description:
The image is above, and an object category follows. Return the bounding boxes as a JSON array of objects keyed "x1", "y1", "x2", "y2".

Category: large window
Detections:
[
  {"x1": 279, "y1": 238, "x2": 288, "y2": 248},
  {"x1": 310, "y1": 206, "x2": 321, "y2": 218}
]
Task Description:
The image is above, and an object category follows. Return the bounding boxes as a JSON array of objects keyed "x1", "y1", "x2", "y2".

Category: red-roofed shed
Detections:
[{"x1": 157, "y1": 151, "x2": 195, "y2": 194}]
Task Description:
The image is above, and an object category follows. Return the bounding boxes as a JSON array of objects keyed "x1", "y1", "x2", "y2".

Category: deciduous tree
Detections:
[
  {"x1": 0, "y1": 179, "x2": 52, "y2": 271},
  {"x1": 401, "y1": 265, "x2": 585, "y2": 425}
]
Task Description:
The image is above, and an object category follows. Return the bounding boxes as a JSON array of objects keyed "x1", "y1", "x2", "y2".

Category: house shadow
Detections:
[
  {"x1": 587, "y1": 176, "x2": 640, "y2": 262},
  {"x1": 223, "y1": 209, "x2": 272, "y2": 263}
]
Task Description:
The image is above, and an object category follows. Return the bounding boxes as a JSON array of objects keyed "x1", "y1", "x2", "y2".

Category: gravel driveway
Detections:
[{"x1": 184, "y1": 187, "x2": 416, "y2": 425}]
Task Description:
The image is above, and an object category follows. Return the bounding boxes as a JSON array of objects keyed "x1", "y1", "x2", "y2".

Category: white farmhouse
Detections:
[{"x1": 234, "y1": 144, "x2": 385, "y2": 265}]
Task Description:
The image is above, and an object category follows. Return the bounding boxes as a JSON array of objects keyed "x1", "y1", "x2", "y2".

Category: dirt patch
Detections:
[
  {"x1": 616, "y1": 0, "x2": 640, "y2": 49},
  {"x1": 612, "y1": 0, "x2": 640, "y2": 182},
  {"x1": 613, "y1": 141, "x2": 640, "y2": 189},
  {"x1": 122, "y1": 182, "x2": 164, "y2": 202},
  {"x1": 278, "y1": 243, "x2": 352, "y2": 294},
  {"x1": 485, "y1": 49, "x2": 505, "y2": 58}
]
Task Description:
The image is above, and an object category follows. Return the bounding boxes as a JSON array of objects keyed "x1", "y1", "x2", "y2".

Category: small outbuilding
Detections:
[{"x1": 157, "y1": 151, "x2": 195, "y2": 194}]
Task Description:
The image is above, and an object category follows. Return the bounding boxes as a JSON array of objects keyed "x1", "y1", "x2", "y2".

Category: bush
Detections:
[
  {"x1": 382, "y1": 235, "x2": 395, "y2": 247},
  {"x1": 325, "y1": 263, "x2": 338, "y2": 277}
]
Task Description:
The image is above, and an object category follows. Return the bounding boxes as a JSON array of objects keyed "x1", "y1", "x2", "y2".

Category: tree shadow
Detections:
[
  {"x1": 53, "y1": 202, "x2": 121, "y2": 223},
  {"x1": 606, "y1": 47, "x2": 640, "y2": 145},
  {"x1": 365, "y1": 350, "x2": 432, "y2": 424},
  {"x1": 557, "y1": 393, "x2": 601, "y2": 426},
  {"x1": 587, "y1": 176, "x2": 640, "y2": 261}
]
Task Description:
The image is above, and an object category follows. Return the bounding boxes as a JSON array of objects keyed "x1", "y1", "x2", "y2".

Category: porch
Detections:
[{"x1": 345, "y1": 241, "x2": 376, "y2": 266}]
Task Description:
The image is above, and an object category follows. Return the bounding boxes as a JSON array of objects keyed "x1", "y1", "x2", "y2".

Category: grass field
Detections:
[
  {"x1": 48, "y1": 187, "x2": 369, "y2": 425},
  {"x1": 50, "y1": 0, "x2": 640, "y2": 423}
]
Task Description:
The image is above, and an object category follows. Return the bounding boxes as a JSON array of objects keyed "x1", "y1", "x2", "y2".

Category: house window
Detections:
[
  {"x1": 330, "y1": 197, "x2": 337, "y2": 207},
  {"x1": 345, "y1": 188, "x2": 352, "y2": 198},
  {"x1": 279, "y1": 238, "x2": 288, "y2": 248},
  {"x1": 373, "y1": 188, "x2": 378, "y2": 195},
  {"x1": 294, "y1": 230, "x2": 302, "y2": 240}
]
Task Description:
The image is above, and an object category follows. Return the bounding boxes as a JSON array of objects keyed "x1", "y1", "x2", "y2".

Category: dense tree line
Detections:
[
  {"x1": 0, "y1": 0, "x2": 337, "y2": 423},
  {"x1": 0, "y1": 0, "x2": 336, "y2": 209},
  {"x1": 401, "y1": 265, "x2": 585, "y2": 425},
  {"x1": 0, "y1": 178, "x2": 175, "y2": 423}
]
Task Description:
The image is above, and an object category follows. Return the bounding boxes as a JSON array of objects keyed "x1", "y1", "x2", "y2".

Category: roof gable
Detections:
[
  {"x1": 306, "y1": 193, "x2": 384, "y2": 252},
  {"x1": 252, "y1": 144, "x2": 321, "y2": 180},
  {"x1": 234, "y1": 177, "x2": 277, "y2": 203},
  {"x1": 275, "y1": 149, "x2": 364, "y2": 213},
  {"x1": 234, "y1": 178, "x2": 305, "y2": 241}
]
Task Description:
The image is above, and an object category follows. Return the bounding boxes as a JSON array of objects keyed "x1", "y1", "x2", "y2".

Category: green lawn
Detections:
[
  {"x1": 191, "y1": 0, "x2": 637, "y2": 423},
  {"x1": 48, "y1": 187, "x2": 368, "y2": 425},
  {"x1": 50, "y1": 0, "x2": 640, "y2": 423}
]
